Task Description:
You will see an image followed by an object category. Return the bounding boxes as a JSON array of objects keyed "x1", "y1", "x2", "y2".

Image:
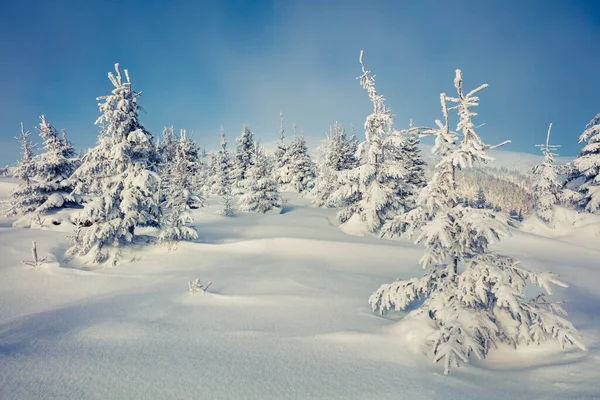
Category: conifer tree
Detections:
[
  {"x1": 211, "y1": 127, "x2": 233, "y2": 197},
  {"x1": 29, "y1": 116, "x2": 81, "y2": 214},
  {"x1": 273, "y1": 112, "x2": 292, "y2": 186},
  {"x1": 567, "y1": 113, "x2": 600, "y2": 213},
  {"x1": 531, "y1": 123, "x2": 562, "y2": 226},
  {"x1": 313, "y1": 122, "x2": 359, "y2": 207},
  {"x1": 159, "y1": 135, "x2": 201, "y2": 244},
  {"x1": 369, "y1": 70, "x2": 584, "y2": 375},
  {"x1": 238, "y1": 144, "x2": 282, "y2": 214},
  {"x1": 286, "y1": 134, "x2": 315, "y2": 193},
  {"x1": 331, "y1": 51, "x2": 410, "y2": 232},
  {"x1": 6, "y1": 124, "x2": 42, "y2": 217},
  {"x1": 232, "y1": 125, "x2": 255, "y2": 191},
  {"x1": 68, "y1": 64, "x2": 161, "y2": 264}
]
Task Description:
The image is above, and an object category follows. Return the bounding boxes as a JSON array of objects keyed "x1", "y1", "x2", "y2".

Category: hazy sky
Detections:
[{"x1": 1, "y1": 0, "x2": 599, "y2": 164}]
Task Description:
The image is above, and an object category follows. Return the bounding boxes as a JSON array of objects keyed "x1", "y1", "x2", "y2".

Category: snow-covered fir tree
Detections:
[
  {"x1": 211, "y1": 127, "x2": 235, "y2": 217},
  {"x1": 531, "y1": 123, "x2": 562, "y2": 226},
  {"x1": 158, "y1": 136, "x2": 201, "y2": 244},
  {"x1": 313, "y1": 122, "x2": 359, "y2": 207},
  {"x1": 238, "y1": 144, "x2": 282, "y2": 214},
  {"x1": 567, "y1": 113, "x2": 600, "y2": 213},
  {"x1": 28, "y1": 116, "x2": 81, "y2": 214},
  {"x1": 67, "y1": 64, "x2": 161, "y2": 264},
  {"x1": 473, "y1": 186, "x2": 490, "y2": 209},
  {"x1": 6, "y1": 124, "x2": 43, "y2": 217},
  {"x1": 211, "y1": 127, "x2": 233, "y2": 197},
  {"x1": 369, "y1": 70, "x2": 585, "y2": 375},
  {"x1": 157, "y1": 126, "x2": 177, "y2": 170},
  {"x1": 232, "y1": 125, "x2": 255, "y2": 191},
  {"x1": 404, "y1": 121, "x2": 427, "y2": 190},
  {"x1": 285, "y1": 134, "x2": 315, "y2": 193},
  {"x1": 331, "y1": 51, "x2": 411, "y2": 232},
  {"x1": 273, "y1": 112, "x2": 292, "y2": 186}
]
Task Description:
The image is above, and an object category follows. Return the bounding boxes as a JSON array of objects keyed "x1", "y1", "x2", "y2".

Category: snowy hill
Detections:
[{"x1": 1, "y1": 183, "x2": 599, "y2": 399}]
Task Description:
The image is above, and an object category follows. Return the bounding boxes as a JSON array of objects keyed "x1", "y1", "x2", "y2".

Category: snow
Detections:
[{"x1": 1, "y1": 181, "x2": 599, "y2": 399}]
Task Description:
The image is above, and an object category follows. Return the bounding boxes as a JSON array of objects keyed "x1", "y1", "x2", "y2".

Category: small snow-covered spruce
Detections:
[
  {"x1": 313, "y1": 122, "x2": 359, "y2": 207},
  {"x1": 273, "y1": 112, "x2": 292, "y2": 186},
  {"x1": 285, "y1": 133, "x2": 315, "y2": 193},
  {"x1": 331, "y1": 51, "x2": 411, "y2": 232},
  {"x1": 189, "y1": 278, "x2": 212, "y2": 294},
  {"x1": 369, "y1": 70, "x2": 585, "y2": 375},
  {"x1": 0, "y1": 165, "x2": 10, "y2": 177},
  {"x1": 22, "y1": 241, "x2": 47, "y2": 268},
  {"x1": 566, "y1": 113, "x2": 600, "y2": 213},
  {"x1": 159, "y1": 132, "x2": 202, "y2": 245},
  {"x1": 27, "y1": 116, "x2": 81, "y2": 215},
  {"x1": 211, "y1": 127, "x2": 233, "y2": 197},
  {"x1": 157, "y1": 126, "x2": 178, "y2": 170},
  {"x1": 6, "y1": 124, "x2": 44, "y2": 217},
  {"x1": 238, "y1": 144, "x2": 282, "y2": 214},
  {"x1": 531, "y1": 123, "x2": 562, "y2": 226},
  {"x1": 404, "y1": 119, "x2": 427, "y2": 190},
  {"x1": 232, "y1": 125, "x2": 255, "y2": 192},
  {"x1": 67, "y1": 64, "x2": 161, "y2": 264}
]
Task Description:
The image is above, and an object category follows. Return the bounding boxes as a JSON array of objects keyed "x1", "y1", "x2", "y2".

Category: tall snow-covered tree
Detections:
[
  {"x1": 29, "y1": 116, "x2": 81, "y2": 214},
  {"x1": 67, "y1": 64, "x2": 161, "y2": 264},
  {"x1": 238, "y1": 144, "x2": 282, "y2": 214},
  {"x1": 531, "y1": 123, "x2": 562, "y2": 226},
  {"x1": 211, "y1": 127, "x2": 233, "y2": 196},
  {"x1": 568, "y1": 113, "x2": 600, "y2": 213},
  {"x1": 331, "y1": 51, "x2": 410, "y2": 232},
  {"x1": 159, "y1": 136, "x2": 201, "y2": 244},
  {"x1": 157, "y1": 126, "x2": 177, "y2": 170},
  {"x1": 285, "y1": 134, "x2": 315, "y2": 193},
  {"x1": 232, "y1": 125, "x2": 255, "y2": 191},
  {"x1": 273, "y1": 112, "x2": 292, "y2": 186},
  {"x1": 212, "y1": 127, "x2": 235, "y2": 217},
  {"x1": 369, "y1": 70, "x2": 585, "y2": 375},
  {"x1": 6, "y1": 124, "x2": 43, "y2": 217},
  {"x1": 404, "y1": 120, "x2": 427, "y2": 190}
]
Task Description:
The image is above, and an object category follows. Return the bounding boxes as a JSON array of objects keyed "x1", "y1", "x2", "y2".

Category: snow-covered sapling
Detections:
[
  {"x1": 189, "y1": 278, "x2": 212, "y2": 294},
  {"x1": 22, "y1": 241, "x2": 47, "y2": 268},
  {"x1": 531, "y1": 123, "x2": 562, "y2": 226}
]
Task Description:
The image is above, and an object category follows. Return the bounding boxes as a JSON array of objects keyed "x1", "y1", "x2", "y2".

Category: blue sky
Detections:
[{"x1": 1, "y1": 0, "x2": 599, "y2": 165}]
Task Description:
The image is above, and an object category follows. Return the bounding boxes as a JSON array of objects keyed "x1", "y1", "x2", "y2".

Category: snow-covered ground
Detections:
[{"x1": 1, "y1": 186, "x2": 599, "y2": 399}]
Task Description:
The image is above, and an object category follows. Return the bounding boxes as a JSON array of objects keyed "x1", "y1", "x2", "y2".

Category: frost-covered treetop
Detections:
[
  {"x1": 537, "y1": 123, "x2": 560, "y2": 163},
  {"x1": 95, "y1": 63, "x2": 153, "y2": 155}
]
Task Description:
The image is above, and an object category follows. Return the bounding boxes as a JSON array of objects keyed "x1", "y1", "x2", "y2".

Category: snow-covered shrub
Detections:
[
  {"x1": 238, "y1": 145, "x2": 282, "y2": 214},
  {"x1": 369, "y1": 70, "x2": 585, "y2": 375},
  {"x1": 189, "y1": 278, "x2": 212, "y2": 294},
  {"x1": 531, "y1": 124, "x2": 562, "y2": 226},
  {"x1": 67, "y1": 64, "x2": 161, "y2": 264}
]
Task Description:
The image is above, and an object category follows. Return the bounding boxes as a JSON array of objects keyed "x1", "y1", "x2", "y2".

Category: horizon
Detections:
[{"x1": 1, "y1": 0, "x2": 599, "y2": 165}]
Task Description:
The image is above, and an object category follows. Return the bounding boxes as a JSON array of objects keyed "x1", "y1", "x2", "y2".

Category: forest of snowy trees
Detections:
[{"x1": 3, "y1": 51, "x2": 595, "y2": 375}]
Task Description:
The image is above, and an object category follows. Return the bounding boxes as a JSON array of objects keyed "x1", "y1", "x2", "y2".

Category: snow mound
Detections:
[{"x1": 520, "y1": 206, "x2": 600, "y2": 249}]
